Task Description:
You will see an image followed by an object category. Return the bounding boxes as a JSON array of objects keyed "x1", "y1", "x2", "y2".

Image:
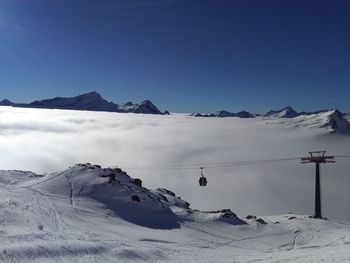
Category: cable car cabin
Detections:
[
  {"x1": 199, "y1": 176, "x2": 207, "y2": 186},
  {"x1": 199, "y1": 167, "x2": 207, "y2": 186}
]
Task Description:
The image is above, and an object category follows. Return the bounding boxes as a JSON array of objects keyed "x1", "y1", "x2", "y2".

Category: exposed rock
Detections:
[
  {"x1": 256, "y1": 218, "x2": 268, "y2": 225},
  {"x1": 324, "y1": 110, "x2": 350, "y2": 133},
  {"x1": 134, "y1": 100, "x2": 163, "y2": 115},
  {"x1": 156, "y1": 188, "x2": 176, "y2": 197},
  {"x1": 246, "y1": 215, "x2": 257, "y2": 220},
  {"x1": 131, "y1": 195, "x2": 141, "y2": 202},
  {"x1": 191, "y1": 113, "x2": 216, "y2": 117},
  {"x1": 155, "y1": 188, "x2": 190, "y2": 209},
  {"x1": 108, "y1": 174, "x2": 116, "y2": 184},
  {"x1": 192, "y1": 110, "x2": 255, "y2": 118},
  {"x1": 202, "y1": 209, "x2": 247, "y2": 224},
  {"x1": 205, "y1": 209, "x2": 238, "y2": 219},
  {"x1": 132, "y1": 179, "x2": 142, "y2": 187}
]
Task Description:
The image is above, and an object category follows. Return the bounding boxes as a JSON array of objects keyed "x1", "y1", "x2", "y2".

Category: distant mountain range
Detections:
[
  {"x1": 191, "y1": 106, "x2": 345, "y2": 119},
  {"x1": 262, "y1": 106, "x2": 333, "y2": 118},
  {"x1": 1, "y1": 93, "x2": 349, "y2": 133},
  {"x1": 0, "y1": 92, "x2": 168, "y2": 115},
  {"x1": 191, "y1": 106, "x2": 350, "y2": 133},
  {"x1": 271, "y1": 109, "x2": 350, "y2": 134},
  {"x1": 191, "y1": 110, "x2": 255, "y2": 118}
]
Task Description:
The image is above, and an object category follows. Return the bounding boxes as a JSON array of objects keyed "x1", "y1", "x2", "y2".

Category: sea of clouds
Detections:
[{"x1": 1, "y1": 106, "x2": 350, "y2": 220}]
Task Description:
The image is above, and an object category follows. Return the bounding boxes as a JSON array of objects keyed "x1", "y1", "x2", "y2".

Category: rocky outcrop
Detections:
[{"x1": 323, "y1": 110, "x2": 350, "y2": 133}]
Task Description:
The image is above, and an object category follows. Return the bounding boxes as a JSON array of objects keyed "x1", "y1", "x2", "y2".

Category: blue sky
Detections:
[{"x1": 0, "y1": 0, "x2": 349, "y2": 113}]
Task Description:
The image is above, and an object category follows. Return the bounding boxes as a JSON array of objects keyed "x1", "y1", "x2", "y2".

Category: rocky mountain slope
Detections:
[
  {"x1": 0, "y1": 92, "x2": 167, "y2": 115},
  {"x1": 192, "y1": 110, "x2": 255, "y2": 118}
]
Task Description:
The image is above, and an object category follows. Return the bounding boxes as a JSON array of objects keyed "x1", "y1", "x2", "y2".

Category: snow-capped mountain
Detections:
[
  {"x1": 263, "y1": 106, "x2": 338, "y2": 119},
  {"x1": 0, "y1": 92, "x2": 167, "y2": 115},
  {"x1": 29, "y1": 92, "x2": 118, "y2": 111},
  {"x1": 187, "y1": 105, "x2": 348, "y2": 133},
  {"x1": 191, "y1": 106, "x2": 350, "y2": 133},
  {"x1": 192, "y1": 110, "x2": 255, "y2": 118},
  {"x1": 117, "y1": 100, "x2": 164, "y2": 115},
  {"x1": 191, "y1": 112, "x2": 216, "y2": 117},
  {"x1": 263, "y1": 106, "x2": 299, "y2": 118},
  {"x1": 273, "y1": 109, "x2": 350, "y2": 133},
  {"x1": 217, "y1": 110, "x2": 255, "y2": 118}
]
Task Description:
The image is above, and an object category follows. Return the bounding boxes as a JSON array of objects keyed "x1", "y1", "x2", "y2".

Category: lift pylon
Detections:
[{"x1": 301, "y1": 151, "x2": 335, "y2": 219}]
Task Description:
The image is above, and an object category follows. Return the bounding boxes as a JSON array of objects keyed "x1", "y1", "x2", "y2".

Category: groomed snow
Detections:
[{"x1": 0, "y1": 164, "x2": 350, "y2": 262}]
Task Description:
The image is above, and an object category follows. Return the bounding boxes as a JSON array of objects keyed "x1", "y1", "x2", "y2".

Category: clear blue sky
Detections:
[{"x1": 0, "y1": 0, "x2": 349, "y2": 113}]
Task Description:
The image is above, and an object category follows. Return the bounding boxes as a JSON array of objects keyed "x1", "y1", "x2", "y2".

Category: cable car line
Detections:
[
  {"x1": 120, "y1": 156, "x2": 303, "y2": 170},
  {"x1": 120, "y1": 155, "x2": 350, "y2": 171}
]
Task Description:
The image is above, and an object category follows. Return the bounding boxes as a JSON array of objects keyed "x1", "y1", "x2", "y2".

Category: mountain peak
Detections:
[
  {"x1": 0, "y1": 99, "x2": 15, "y2": 106},
  {"x1": 78, "y1": 91, "x2": 102, "y2": 99},
  {"x1": 140, "y1": 99, "x2": 153, "y2": 105},
  {"x1": 330, "y1": 109, "x2": 343, "y2": 116},
  {"x1": 283, "y1": 106, "x2": 295, "y2": 111},
  {"x1": 264, "y1": 106, "x2": 298, "y2": 118},
  {"x1": 135, "y1": 100, "x2": 162, "y2": 114},
  {"x1": 0, "y1": 93, "x2": 165, "y2": 115}
]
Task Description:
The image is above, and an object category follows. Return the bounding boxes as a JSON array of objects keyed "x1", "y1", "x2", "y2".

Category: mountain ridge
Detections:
[
  {"x1": 0, "y1": 92, "x2": 168, "y2": 115},
  {"x1": 192, "y1": 106, "x2": 349, "y2": 120}
]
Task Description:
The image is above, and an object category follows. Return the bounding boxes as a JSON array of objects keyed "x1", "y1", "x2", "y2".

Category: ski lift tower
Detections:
[{"x1": 301, "y1": 151, "x2": 335, "y2": 219}]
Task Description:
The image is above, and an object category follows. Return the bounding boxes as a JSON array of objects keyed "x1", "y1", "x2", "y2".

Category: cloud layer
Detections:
[{"x1": 1, "y1": 106, "x2": 350, "y2": 220}]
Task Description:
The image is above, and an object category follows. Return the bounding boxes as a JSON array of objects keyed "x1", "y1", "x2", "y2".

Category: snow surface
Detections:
[
  {"x1": 269, "y1": 109, "x2": 350, "y2": 133},
  {"x1": 1, "y1": 164, "x2": 350, "y2": 262},
  {"x1": 263, "y1": 106, "x2": 299, "y2": 118}
]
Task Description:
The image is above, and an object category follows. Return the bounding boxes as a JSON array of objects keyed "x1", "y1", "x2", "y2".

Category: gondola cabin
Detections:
[
  {"x1": 199, "y1": 167, "x2": 207, "y2": 186},
  {"x1": 199, "y1": 176, "x2": 207, "y2": 186}
]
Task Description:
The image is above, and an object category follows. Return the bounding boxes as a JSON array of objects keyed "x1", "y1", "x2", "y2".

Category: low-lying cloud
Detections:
[{"x1": 1, "y1": 106, "x2": 350, "y2": 220}]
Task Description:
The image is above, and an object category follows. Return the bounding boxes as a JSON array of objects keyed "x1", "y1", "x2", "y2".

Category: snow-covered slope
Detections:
[
  {"x1": 1, "y1": 164, "x2": 350, "y2": 262},
  {"x1": 19, "y1": 164, "x2": 246, "y2": 228},
  {"x1": 0, "y1": 92, "x2": 167, "y2": 115},
  {"x1": 273, "y1": 109, "x2": 350, "y2": 133},
  {"x1": 264, "y1": 106, "x2": 299, "y2": 118}
]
